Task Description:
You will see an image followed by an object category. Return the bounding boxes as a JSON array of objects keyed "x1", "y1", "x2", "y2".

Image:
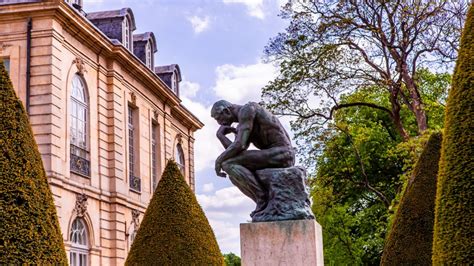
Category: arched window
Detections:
[
  {"x1": 171, "y1": 71, "x2": 179, "y2": 95},
  {"x1": 145, "y1": 41, "x2": 152, "y2": 69},
  {"x1": 175, "y1": 143, "x2": 185, "y2": 174},
  {"x1": 70, "y1": 218, "x2": 89, "y2": 266},
  {"x1": 70, "y1": 74, "x2": 90, "y2": 177},
  {"x1": 123, "y1": 18, "x2": 130, "y2": 50}
]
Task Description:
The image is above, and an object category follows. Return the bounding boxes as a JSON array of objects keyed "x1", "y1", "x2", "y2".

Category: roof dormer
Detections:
[
  {"x1": 155, "y1": 64, "x2": 182, "y2": 97},
  {"x1": 87, "y1": 8, "x2": 136, "y2": 51},
  {"x1": 133, "y1": 32, "x2": 157, "y2": 70},
  {"x1": 64, "y1": 0, "x2": 82, "y2": 9}
]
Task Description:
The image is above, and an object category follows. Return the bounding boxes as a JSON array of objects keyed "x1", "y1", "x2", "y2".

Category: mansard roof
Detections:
[
  {"x1": 87, "y1": 7, "x2": 136, "y2": 30},
  {"x1": 154, "y1": 64, "x2": 182, "y2": 82},
  {"x1": 133, "y1": 32, "x2": 157, "y2": 53}
]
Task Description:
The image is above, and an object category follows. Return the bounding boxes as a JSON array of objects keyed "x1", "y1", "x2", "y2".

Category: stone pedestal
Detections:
[{"x1": 240, "y1": 219, "x2": 324, "y2": 266}]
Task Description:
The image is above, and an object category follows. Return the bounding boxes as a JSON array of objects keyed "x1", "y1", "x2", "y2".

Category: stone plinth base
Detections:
[{"x1": 240, "y1": 220, "x2": 323, "y2": 266}]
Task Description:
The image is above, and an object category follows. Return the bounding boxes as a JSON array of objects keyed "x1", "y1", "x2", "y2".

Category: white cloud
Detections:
[
  {"x1": 213, "y1": 61, "x2": 278, "y2": 103},
  {"x1": 187, "y1": 15, "x2": 211, "y2": 34},
  {"x1": 223, "y1": 0, "x2": 266, "y2": 19},
  {"x1": 202, "y1": 182, "x2": 215, "y2": 193},
  {"x1": 180, "y1": 61, "x2": 286, "y2": 173},
  {"x1": 197, "y1": 186, "x2": 254, "y2": 255},
  {"x1": 198, "y1": 186, "x2": 253, "y2": 211},
  {"x1": 180, "y1": 96, "x2": 224, "y2": 173},
  {"x1": 180, "y1": 80, "x2": 201, "y2": 98}
]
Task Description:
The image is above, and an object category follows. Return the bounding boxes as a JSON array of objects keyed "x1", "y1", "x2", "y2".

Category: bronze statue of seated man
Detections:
[{"x1": 212, "y1": 100, "x2": 296, "y2": 218}]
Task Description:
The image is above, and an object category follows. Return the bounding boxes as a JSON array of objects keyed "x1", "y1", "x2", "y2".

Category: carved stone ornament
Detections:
[
  {"x1": 74, "y1": 193, "x2": 88, "y2": 217},
  {"x1": 0, "y1": 42, "x2": 12, "y2": 55},
  {"x1": 176, "y1": 133, "x2": 183, "y2": 145},
  {"x1": 131, "y1": 209, "x2": 140, "y2": 226},
  {"x1": 130, "y1": 92, "x2": 137, "y2": 106},
  {"x1": 153, "y1": 110, "x2": 159, "y2": 121},
  {"x1": 73, "y1": 57, "x2": 86, "y2": 75}
]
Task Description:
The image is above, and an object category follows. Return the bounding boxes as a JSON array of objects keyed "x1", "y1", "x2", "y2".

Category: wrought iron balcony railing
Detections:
[
  {"x1": 130, "y1": 175, "x2": 141, "y2": 192},
  {"x1": 70, "y1": 153, "x2": 90, "y2": 177}
]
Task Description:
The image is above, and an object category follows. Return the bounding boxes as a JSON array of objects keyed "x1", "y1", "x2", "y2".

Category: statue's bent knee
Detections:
[{"x1": 221, "y1": 160, "x2": 233, "y2": 172}]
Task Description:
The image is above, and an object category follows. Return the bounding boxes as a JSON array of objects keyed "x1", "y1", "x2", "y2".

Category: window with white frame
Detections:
[
  {"x1": 123, "y1": 18, "x2": 130, "y2": 50},
  {"x1": 175, "y1": 143, "x2": 185, "y2": 174},
  {"x1": 64, "y1": 0, "x2": 81, "y2": 6},
  {"x1": 145, "y1": 41, "x2": 152, "y2": 69},
  {"x1": 151, "y1": 122, "x2": 160, "y2": 190},
  {"x1": 171, "y1": 72, "x2": 179, "y2": 95},
  {"x1": 69, "y1": 218, "x2": 89, "y2": 266},
  {"x1": 70, "y1": 74, "x2": 90, "y2": 177},
  {"x1": 128, "y1": 223, "x2": 137, "y2": 249},
  {"x1": 128, "y1": 105, "x2": 140, "y2": 191}
]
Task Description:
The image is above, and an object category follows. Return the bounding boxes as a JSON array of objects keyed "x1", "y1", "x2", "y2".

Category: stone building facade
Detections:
[{"x1": 0, "y1": 0, "x2": 203, "y2": 265}]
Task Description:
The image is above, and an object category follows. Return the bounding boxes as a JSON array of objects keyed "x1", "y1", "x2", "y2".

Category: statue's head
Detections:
[{"x1": 211, "y1": 100, "x2": 235, "y2": 126}]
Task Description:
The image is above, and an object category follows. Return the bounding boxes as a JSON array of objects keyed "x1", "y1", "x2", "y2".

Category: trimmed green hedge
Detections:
[
  {"x1": 125, "y1": 160, "x2": 223, "y2": 265},
  {"x1": 0, "y1": 60, "x2": 67, "y2": 263},
  {"x1": 381, "y1": 132, "x2": 442, "y2": 265},
  {"x1": 432, "y1": 4, "x2": 474, "y2": 264}
]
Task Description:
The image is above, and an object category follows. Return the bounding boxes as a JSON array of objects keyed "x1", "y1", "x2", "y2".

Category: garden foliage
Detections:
[
  {"x1": 125, "y1": 160, "x2": 223, "y2": 265},
  {"x1": 432, "y1": 4, "x2": 474, "y2": 264},
  {"x1": 381, "y1": 133, "x2": 442, "y2": 265},
  {"x1": 0, "y1": 60, "x2": 67, "y2": 264}
]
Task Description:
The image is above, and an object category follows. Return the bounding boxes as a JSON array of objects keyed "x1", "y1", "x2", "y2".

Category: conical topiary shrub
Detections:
[
  {"x1": 432, "y1": 4, "x2": 474, "y2": 264},
  {"x1": 125, "y1": 160, "x2": 223, "y2": 265},
  {"x1": 0, "y1": 60, "x2": 67, "y2": 263},
  {"x1": 381, "y1": 132, "x2": 442, "y2": 265}
]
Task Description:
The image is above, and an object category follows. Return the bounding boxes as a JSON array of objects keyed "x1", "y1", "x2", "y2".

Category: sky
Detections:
[{"x1": 83, "y1": 0, "x2": 290, "y2": 255}]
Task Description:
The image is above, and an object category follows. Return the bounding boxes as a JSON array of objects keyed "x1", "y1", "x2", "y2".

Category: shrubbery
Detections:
[
  {"x1": 432, "y1": 4, "x2": 474, "y2": 264},
  {"x1": 381, "y1": 133, "x2": 442, "y2": 265},
  {"x1": 126, "y1": 160, "x2": 223, "y2": 265},
  {"x1": 0, "y1": 60, "x2": 67, "y2": 263}
]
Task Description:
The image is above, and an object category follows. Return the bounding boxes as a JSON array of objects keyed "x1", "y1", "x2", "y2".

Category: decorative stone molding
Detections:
[
  {"x1": 176, "y1": 133, "x2": 183, "y2": 145},
  {"x1": 73, "y1": 57, "x2": 86, "y2": 75},
  {"x1": 131, "y1": 209, "x2": 140, "y2": 226},
  {"x1": 130, "y1": 91, "x2": 137, "y2": 106},
  {"x1": 0, "y1": 42, "x2": 12, "y2": 55},
  {"x1": 74, "y1": 193, "x2": 88, "y2": 217}
]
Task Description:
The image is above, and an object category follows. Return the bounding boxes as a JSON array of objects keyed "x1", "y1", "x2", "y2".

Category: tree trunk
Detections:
[
  {"x1": 402, "y1": 65, "x2": 429, "y2": 133},
  {"x1": 389, "y1": 90, "x2": 410, "y2": 141}
]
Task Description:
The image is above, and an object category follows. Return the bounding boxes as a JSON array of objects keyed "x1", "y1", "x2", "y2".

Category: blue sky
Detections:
[{"x1": 84, "y1": 0, "x2": 289, "y2": 255}]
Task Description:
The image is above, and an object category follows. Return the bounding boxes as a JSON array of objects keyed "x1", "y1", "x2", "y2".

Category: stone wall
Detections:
[{"x1": 0, "y1": 1, "x2": 202, "y2": 264}]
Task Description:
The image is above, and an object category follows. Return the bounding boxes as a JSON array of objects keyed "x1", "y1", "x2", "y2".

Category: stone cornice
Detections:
[
  {"x1": 0, "y1": 0, "x2": 203, "y2": 130},
  {"x1": 171, "y1": 104, "x2": 205, "y2": 131}
]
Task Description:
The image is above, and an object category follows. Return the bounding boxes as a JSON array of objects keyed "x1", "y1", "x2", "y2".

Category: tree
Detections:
[
  {"x1": 223, "y1": 252, "x2": 241, "y2": 266},
  {"x1": 125, "y1": 160, "x2": 223, "y2": 265},
  {"x1": 308, "y1": 71, "x2": 448, "y2": 264},
  {"x1": 264, "y1": 0, "x2": 468, "y2": 140},
  {"x1": 310, "y1": 95, "x2": 402, "y2": 264},
  {"x1": 432, "y1": 4, "x2": 474, "y2": 264},
  {"x1": 0, "y1": 60, "x2": 68, "y2": 263},
  {"x1": 381, "y1": 132, "x2": 442, "y2": 265}
]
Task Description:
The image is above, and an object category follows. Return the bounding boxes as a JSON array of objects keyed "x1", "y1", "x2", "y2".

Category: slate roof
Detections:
[
  {"x1": 87, "y1": 7, "x2": 136, "y2": 30},
  {"x1": 133, "y1": 32, "x2": 157, "y2": 52}
]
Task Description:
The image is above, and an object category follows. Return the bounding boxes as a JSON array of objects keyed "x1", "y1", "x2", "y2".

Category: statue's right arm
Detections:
[
  {"x1": 216, "y1": 126, "x2": 236, "y2": 149},
  {"x1": 217, "y1": 105, "x2": 255, "y2": 163}
]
